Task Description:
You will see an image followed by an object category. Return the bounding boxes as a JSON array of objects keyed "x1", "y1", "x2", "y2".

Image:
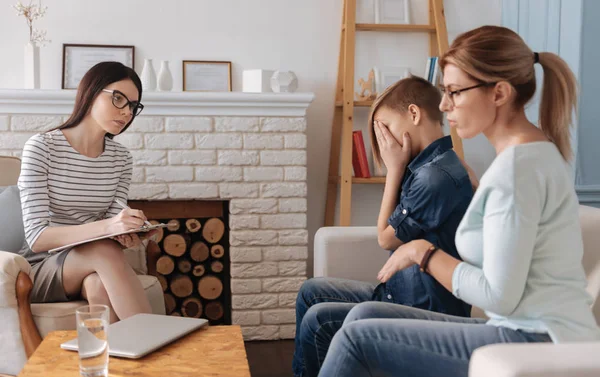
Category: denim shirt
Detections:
[{"x1": 382, "y1": 135, "x2": 473, "y2": 317}]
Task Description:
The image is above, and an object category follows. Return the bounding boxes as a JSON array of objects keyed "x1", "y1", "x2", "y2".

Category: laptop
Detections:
[{"x1": 61, "y1": 313, "x2": 208, "y2": 359}]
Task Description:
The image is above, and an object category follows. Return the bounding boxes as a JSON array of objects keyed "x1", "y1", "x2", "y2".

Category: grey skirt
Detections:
[{"x1": 28, "y1": 249, "x2": 73, "y2": 303}]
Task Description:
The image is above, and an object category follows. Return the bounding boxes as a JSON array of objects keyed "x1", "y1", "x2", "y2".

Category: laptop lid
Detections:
[{"x1": 61, "y1": 313, "x2": 208, "y2": 359}]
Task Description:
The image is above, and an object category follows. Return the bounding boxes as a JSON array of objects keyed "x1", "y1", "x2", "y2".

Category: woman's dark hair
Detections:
[{"x1": 52, "y1": 61, "x2": 142, "y2": 138}]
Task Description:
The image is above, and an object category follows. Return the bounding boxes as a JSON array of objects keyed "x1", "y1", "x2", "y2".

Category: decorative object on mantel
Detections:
[
  {"x1": 157, "y1": 60, "x2": 173, "y2": 91},
  {"x1": 182, "y1": 60, "x2": 232, "y2": 92},
  {"x1": 14, "y1": 0, "x2": 51, "y2": 89},
  {"x1": 242, "y1": 69, "x2": 274, "y2": 93},
  {"x1": 270, "y1": 70, "x2": 298, "y2": 93},
  {"x1": 355, "y1": 69, "x2": 377, "y2": 101},
  {"x1": 62, "y1": 44, "x2": 135, "y2": 89},
  {"x1": 140, "y1": 58, "x2": 157, "y2": 91},
  {"x1": 374, "y1": 0, "x2": 411, "y2": 24}
]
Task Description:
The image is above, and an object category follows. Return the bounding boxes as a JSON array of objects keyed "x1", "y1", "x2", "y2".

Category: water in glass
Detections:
[{"x1": 76, "y1": 305, "x2": 109, "y2": 377}]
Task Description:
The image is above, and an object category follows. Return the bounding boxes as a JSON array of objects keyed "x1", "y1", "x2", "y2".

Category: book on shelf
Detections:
[
  {"x1": 424, "y1": 56, "x2": 440, "y2": 85},
  {"x1": 352, "y1": 130, "x2": 371, "y2": 178}
]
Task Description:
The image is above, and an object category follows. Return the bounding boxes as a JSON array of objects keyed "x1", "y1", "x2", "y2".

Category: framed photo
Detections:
[
  {"x1": 62, "y1": 44, "x2": 135, "y2": 89},
  {"x1": 182, "y1": 61, "x2": 232, "y2": 92},
  {"x1": 374, "y1": 0, "x2": 411, "y2": 24},
  {"x1": 374, "y1": 66, "x2": 411, "y2": 94}
]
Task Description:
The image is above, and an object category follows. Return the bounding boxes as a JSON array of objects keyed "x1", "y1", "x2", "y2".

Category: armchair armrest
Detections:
[
  {"x1": 0, "y1": 251, "x2": 41, "y2": 375},
  {"x1": 313, "y1": 227, "x2": 388, "y2": 284},
  {"x1": 469, "y1": 342, "x2": 600, "y2": 377}
]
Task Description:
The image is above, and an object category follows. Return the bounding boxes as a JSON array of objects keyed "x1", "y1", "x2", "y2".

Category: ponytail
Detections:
[{"x1": 538, "y1": 52, "x2": 578, "y2": 160}]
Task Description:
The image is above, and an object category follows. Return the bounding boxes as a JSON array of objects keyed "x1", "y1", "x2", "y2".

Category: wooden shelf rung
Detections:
[
  {"x1": 356, "y1": 23, "x2": 436, "y2": 32},
  {"x1": 335, "y1": 100, "x2": 373, "y2": 108},
  {"x1": 329, "y1": 176, "x2": 386, "y2": 184}
]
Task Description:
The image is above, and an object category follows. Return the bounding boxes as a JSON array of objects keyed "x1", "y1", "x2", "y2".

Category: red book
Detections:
[
  {"x1": 352, "y1": 132, "x2": 363, "y2": 177},
  {"x1": 352, "y1": 131, "x2": 371, "y2": 178}
]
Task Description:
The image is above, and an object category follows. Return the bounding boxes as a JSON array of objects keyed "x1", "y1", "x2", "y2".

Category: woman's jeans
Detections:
[{"x1": 316, "y1": 302, "x2": 550, "y2": 377}]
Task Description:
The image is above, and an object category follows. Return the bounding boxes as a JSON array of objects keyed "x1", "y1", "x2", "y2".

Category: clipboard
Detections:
[{"x1": 48, "y1": 223, "x2": 169, "y2": 254}]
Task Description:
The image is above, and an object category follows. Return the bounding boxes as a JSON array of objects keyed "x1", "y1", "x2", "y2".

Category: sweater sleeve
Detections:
[{"x1": 17, "y1": 134, "x2": 51, "y2": 250}]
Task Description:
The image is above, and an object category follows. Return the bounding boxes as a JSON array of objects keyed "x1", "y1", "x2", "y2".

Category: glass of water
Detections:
[{"x1": 76, "y1": 305, "x2": 109, "y2": 377}]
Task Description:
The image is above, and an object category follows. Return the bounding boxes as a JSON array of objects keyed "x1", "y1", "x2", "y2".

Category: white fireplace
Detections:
[{"x1": 0, "y1": 89, "x2": 314, "y2": 340}]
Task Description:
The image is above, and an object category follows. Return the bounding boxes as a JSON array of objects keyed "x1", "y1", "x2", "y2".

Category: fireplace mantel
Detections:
[{"x1": 0, "y1": 89, "x2": 314, "y2": 117}]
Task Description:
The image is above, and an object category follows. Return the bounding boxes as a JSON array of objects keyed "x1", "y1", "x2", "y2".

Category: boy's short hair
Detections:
[{"x1": 369, "y1": 76, "x2": 443, "y2": 169}]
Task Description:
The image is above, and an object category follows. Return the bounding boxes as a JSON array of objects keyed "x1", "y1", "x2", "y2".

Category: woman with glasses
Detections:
[
  {"x1": 316, "y1": 26, "x2": 600, "y2": 377},
  {"x1": 18, "y1": 61, "x2": 151, "y2": 323}
]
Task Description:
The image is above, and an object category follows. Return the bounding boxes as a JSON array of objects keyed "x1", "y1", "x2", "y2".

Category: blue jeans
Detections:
[
  {"x1": 318, "y1": 302, "x2": 551, "y2": 377},
  {"x1": 293, "y1": 278, "x2": 380, "y2": 377}
]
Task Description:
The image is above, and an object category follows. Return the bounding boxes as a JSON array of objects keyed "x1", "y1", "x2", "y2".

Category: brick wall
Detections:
[{"x1": 0, "y1": 114, "x2": 307, "y2": 340}]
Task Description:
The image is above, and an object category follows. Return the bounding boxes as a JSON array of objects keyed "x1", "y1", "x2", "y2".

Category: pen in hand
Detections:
[{"x1": 115, "y1": 199, "x2": 153, "y2": 228}]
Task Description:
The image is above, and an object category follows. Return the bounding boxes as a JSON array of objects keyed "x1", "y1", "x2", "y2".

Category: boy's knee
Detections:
[
  {"x1": 297, "y1": 277, "x2": 326, "y2": 306},
  {"x1": 300, "y1": 305, "x2": 321, "y2": 335},
  {"x1": 299, "y1": 303, "x2": 334, "y2": 341}
]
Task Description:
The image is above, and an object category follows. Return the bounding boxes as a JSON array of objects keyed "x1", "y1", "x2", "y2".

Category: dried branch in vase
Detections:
[{"x1": 13, "y1": 0, "x2": 51, "y2": 46}]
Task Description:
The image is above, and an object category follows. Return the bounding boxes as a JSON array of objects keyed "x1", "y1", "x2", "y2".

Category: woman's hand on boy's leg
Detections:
[{"x1": 377, "y1": 241, "x2": 419, "y2": 283}]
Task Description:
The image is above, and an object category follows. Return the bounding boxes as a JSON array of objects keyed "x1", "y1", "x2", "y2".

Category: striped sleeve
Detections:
[
  {"x1": 105, "y1": 149, "x2": 133, "y2": 219},
  {"x1": 18, "y1": 134, "x2": 51, "y2": 249}
]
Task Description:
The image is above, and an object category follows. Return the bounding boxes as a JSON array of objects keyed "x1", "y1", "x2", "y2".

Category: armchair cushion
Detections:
[{"x1": 0, "y1": 185, "x2": 25, "y2": 253}]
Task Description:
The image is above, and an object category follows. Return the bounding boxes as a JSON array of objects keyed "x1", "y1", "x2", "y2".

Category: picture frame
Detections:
[
  {"x1": 374, "y1": 66, "x2": 411, "y2": 94},
  {"x1": 62, "y1": 44, "x2": 135, "y2": 89},
  {"x1": 182, "y1": 60, "x2": 232, "y2": 92},
  {"x1": 374, "y1": 0, "x2": 411, "y2": 24}
]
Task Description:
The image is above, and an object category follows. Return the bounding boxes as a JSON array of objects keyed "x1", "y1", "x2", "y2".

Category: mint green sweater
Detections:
[{"x1": 453, "y1": 142, "x2": 600, "y2": 343}]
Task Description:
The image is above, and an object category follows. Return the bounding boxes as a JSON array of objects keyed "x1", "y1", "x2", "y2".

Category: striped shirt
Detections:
[{"x1": 17, "y1": 129, "x2": 132, "y2": 264}]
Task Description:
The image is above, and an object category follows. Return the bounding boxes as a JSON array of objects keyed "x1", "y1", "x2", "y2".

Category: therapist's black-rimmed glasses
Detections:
[{"x1": 101, "y1": 89, "x2": 144, "y2": 116}]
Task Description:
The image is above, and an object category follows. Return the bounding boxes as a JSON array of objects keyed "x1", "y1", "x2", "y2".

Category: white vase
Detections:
[
  {"x1": 140, "y1": 59, "x2": 157, "y2": 91},
  {"x1": 157, "y1": 60, "x2": 173, "y2": 91},
  {"x1": 270, "y1": 71, "x2": 298, "y2": 93},
  {"x1": 24, "y1": 42, "x2": 40, "y2": 89}
]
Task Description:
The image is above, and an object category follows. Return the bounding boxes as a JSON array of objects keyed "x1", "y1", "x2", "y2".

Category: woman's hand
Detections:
[
  {"x1": 105, "y1": 208, "x2": 147, "y2": 234},
  {"x1": 377, "y1": 240, "x2": 431, "y2": 282},
  {"x1": 111, "y1": 229, "x2": 159, "y2": 249},
  {"x1": 374, "y1": 121, "x2": 411, "y2": 173},
  {"x1": 112, "y1": 233, "x2": 141, "y2": 248}
]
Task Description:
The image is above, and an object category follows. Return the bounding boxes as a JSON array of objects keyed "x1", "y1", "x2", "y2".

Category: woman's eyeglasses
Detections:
[
  {"x1": 439, "y1": 82, "x2": 497, "y2": 107},
  {"x1": 102, "y1": 89, "x2": 144, "y2": 116}
]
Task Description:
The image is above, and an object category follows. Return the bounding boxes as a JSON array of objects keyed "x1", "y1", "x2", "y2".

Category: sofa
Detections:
[
  {"x1": 0, "y1": 156, "x2": 166, "y2": 376},
  {"x1": 314, "y1": 205, "x2": 600, "y2": 377}
]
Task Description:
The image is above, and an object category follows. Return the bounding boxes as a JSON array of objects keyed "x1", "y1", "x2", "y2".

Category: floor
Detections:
[{"x1": 245, "y1": 339, "x2": 295, "y2": 377}]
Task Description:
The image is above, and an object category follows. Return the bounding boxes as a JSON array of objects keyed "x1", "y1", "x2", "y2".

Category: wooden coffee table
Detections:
[{"x1": 18, "y1": 325, "x2": 250, "y2": 376}]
